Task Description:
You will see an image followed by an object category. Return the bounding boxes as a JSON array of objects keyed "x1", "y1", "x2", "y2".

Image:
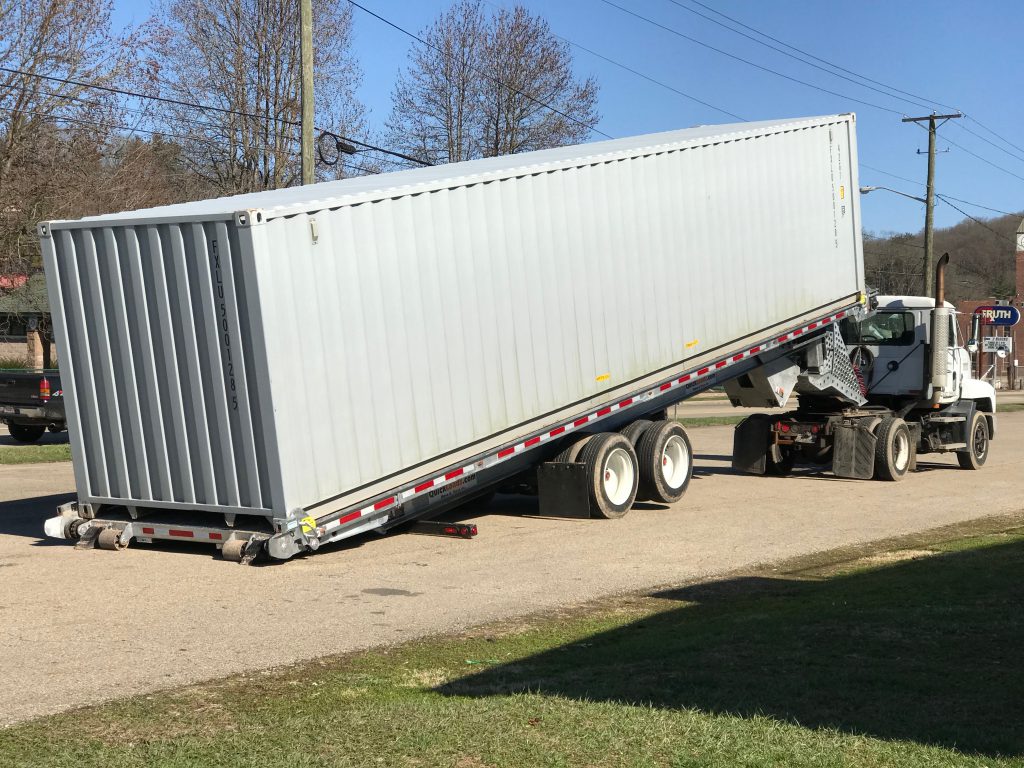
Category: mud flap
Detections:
[
  {"x1": 536, "y1": 462, "x2": 591, "y2": 519},
  {"x1": 832, "y1": 424, "x2": 876, "y2": 480},
  {"x1": 732, "y1": 415, "x2": 770, "y2": 475}
]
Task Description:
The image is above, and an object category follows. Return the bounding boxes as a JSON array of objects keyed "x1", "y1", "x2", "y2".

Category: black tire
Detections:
[
  {"x1": 957, "y1": 411, "x2": 989, "y2": 470},
  {"x1": 553, "y1": 435, "x2": 594, "y2": 465},
  {"x1": 636, "y1": 421, "x2": 692, "y2": 503},
  {"x1": 619, "y1": 419, "x2": 652, "y2": 446},
  {"x1": 873, "y1": 416, "x2": 912, "y2": 481},
  {"x1": 8, "y1": 423, "x2": 45, "y2": 443},
  {"x1": 578, "y1": 432, "x2": 639, "y2": 519}
]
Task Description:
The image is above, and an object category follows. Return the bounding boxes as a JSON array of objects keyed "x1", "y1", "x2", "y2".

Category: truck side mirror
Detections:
[{"x1": 967, "y1": 339, "x2": 978, "y2": 354}]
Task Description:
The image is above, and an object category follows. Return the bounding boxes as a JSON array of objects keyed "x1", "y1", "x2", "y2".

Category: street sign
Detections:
[
  {"x1": 982, "y1": 336, "x2": 1013, "y2": 354},
  {"x1": 974, "y1": 305, "x2": 1021, "y2": 326}
]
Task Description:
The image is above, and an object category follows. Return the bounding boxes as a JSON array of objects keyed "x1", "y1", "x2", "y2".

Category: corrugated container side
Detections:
[
  {"x1": 41, "y1": 219, "x2": 279, "y2": 515},
  {"x1": 253, "y1": 119, "x2": 862, "y2": 513}
]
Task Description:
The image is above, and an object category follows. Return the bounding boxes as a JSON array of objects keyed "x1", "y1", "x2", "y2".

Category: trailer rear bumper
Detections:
[{"x1": 44, "y1": 502, "x2": 272, "y2": 562}]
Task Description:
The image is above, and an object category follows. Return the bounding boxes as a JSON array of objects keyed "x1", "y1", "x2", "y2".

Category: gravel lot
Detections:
[{"x1": 1, "y1": 411, "x2": 1022, "y2": 727}]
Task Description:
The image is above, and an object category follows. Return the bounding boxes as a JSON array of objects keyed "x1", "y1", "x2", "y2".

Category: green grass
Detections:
[
  {"x1": 0, "y1": 443, "x2": 71, "y2": 464},
  {"x1": 999, "y1": 402, "x2": 1024, "y2": 413},
  {"x1": 0, "y1": 356, "x2": 33, "y2": 370},
  {"x1": 3, "y1": 526, "x2": 1022, "y2": 767},
  {"x1": 674, "y1": 414, "x2": 745, "y2": 427}
]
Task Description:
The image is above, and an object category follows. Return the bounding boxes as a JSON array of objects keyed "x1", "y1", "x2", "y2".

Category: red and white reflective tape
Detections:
[
  {"x1": 320, "y1": 308, "x2": 852, "y2": 535},
  {"x1": 138, "y1": 525, "x2": 226, "y2": 541}
]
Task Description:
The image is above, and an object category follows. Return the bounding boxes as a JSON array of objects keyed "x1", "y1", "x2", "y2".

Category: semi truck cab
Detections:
[
  {"x1": 731, "y1": 256, "x2": 997, "y2": 480},
  {"x1": 843, "y1": 296, "x2": 994, "y2": 413}
]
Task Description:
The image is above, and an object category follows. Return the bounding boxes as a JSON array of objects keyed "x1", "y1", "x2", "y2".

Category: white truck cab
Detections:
[{"x1": 844, "y1": 295, "x2": 996, "y2": 414}]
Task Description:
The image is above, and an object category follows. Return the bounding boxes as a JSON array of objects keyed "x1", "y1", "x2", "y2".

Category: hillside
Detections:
[{"x1": 863, "y1": 211, "x2": 1022, "y2": 302}]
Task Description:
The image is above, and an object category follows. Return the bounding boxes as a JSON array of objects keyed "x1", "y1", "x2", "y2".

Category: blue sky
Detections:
[{"x1": 112, "y1": 0, "x2": 1023, "y2": 236}]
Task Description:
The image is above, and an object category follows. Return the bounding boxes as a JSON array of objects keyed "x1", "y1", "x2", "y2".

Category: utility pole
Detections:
[
  {"x1": 901, "y1": 112, "x2": 961, "y2": 297},
  {"x1": 300, "y1": 0, "x2": 315, "y2": 185}
]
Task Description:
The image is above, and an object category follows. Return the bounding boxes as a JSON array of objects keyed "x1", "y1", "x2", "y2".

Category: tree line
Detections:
[{"x1": 864, "y1": 212, "x2": 1021, "y2": 304}]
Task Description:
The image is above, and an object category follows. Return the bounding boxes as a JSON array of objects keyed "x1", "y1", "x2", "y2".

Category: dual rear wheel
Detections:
[{"x1": 554, "y1": 420, "x2": 693, "y2": 519}]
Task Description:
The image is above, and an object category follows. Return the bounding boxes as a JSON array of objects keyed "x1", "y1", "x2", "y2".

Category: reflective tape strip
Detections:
[{"x1": 319, "y1": 308, "x2": 852, "y2": 533}]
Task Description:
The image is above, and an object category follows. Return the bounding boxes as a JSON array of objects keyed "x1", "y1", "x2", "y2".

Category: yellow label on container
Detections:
[
  {"x1": 596, "y1": 373, "x2": 611, "y2": 382},
  {"x1": 840, "y1": 185, "x2": 845, "y2": 199},
  {"x1": 685, "y1": 339, "x2": 700, "y2": 349}
]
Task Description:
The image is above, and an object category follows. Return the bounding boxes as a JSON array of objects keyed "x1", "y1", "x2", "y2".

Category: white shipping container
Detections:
[{"x1": 40, "y1": 114, "x2": 864, "y2": 531}]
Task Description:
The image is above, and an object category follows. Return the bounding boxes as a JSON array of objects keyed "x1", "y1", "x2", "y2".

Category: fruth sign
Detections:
[{"x1": 974, "y1": 305, "x2": 1021, "y2": 326}]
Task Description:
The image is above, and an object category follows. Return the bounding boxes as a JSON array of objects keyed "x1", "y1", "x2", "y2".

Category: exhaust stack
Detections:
[{"x1": 930, "y1": 253, "x2": 951, "y2": 404}]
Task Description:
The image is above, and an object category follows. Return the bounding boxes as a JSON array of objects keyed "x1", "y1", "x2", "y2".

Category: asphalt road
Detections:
[{"x1": 1, "y1": 413, "x2": 1023, "y2": 727}]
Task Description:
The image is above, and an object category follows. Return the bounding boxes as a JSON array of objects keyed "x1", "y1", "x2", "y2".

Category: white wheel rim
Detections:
[
  {"x1": 603, "y1": 447, "x2": 634, "y2": 506},
  {"x1": 660, "y1": 434, "x2": 690, "y2": 489},
  {"x1": 893, "y1": 429, "x2": 910, "y2": 471}
]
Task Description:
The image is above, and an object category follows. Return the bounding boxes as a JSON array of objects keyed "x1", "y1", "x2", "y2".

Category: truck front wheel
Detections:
[
  {"x1": 957, "y1": 411, "x2": 989, "y2": 470},
  {"x1": 8, "y1": 423, "x2": 46, "y2": 443},
  {"x1": 873, "y1": 416, "x2": 912, "y2": 481}
]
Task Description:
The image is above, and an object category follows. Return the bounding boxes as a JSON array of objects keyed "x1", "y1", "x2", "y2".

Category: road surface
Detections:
[{"x1": 1, "y1": 413, "x2": 1022, "y2": 726}]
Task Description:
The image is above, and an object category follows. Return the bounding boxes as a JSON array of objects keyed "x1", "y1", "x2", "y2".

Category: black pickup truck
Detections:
[{"x1": 0, "y1": 370, "x2": 66, "y2": 442}]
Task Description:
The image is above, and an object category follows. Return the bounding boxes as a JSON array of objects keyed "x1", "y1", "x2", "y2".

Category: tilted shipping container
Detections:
[{"x1": 40, "y1": 114, "x2": 865, "y2": 555}]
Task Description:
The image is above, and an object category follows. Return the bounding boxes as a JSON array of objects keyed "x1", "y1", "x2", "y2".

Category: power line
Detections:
[
  {"x1": 944, "y1": 135, "x2": 1024, "y2": 184},
  {"x1": 4, "y1": 81, "x2": 267, "y2": 140},
  {"x1": 345, "y1": 0, "x2": 612, "y2": 140},
  {"x1": 599, "y1": 0, "x2": 906, "y2": 116},
  {"x1": 937, "y1": 194, "x2": 1015, "y2": 217},
  {"x1": 0, "y1": 64, "x2": 425, "y2": 166},
  {"x1": 478, "y1": 0, "x2": 744, "y2": 121},
  {"x1": 0, "y1": 65, "x2": 288, "y2": 126},
  {"x1": 662, "y1": 0, "x2": 937, "y2": 113},
  {"x1": 954, "y1": 121, "x2": 1024, "y2": 166},
  {"x1": 682, "y1": 0, "x2": 959, "y2": 114},
  {"x1": 859, "y1": 163, "x2": 924, "y2": 188},
  {"x1": 964, "y1": 115, "x2": 1024, "y2": 158},
  {"x1": 2, "y1": 106, "x2": 273, "y2": 155},
  {"x1": 552, "y1": 30, "x2": 745, "y2": 121},
  {"x1": 937, "y1": 195, "x2": 1020, "y2": 247}
]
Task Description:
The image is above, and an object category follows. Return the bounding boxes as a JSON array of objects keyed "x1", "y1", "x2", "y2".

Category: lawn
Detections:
[
  {"x1": 2, "y1": 521, "x2": 1022, "y2": 767},
  {"x1": 0, "y1": 443, "x2": 71, "y2": 464}
]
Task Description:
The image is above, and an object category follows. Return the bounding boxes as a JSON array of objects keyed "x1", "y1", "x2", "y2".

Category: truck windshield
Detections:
[{"x1": 840, "y1": 311, "x2": 916, "y2": 346}]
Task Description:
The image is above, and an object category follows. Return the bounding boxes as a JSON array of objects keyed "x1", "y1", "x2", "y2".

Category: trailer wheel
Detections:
[
  {"x1": 578, "y1": 433, "x2": 639, "y2": 519},
  {"x1": 637, "y1": 421, "x2": 692, "y2": 503},
  {"x1": 956, "y1": 411, "x2": 989, "y2": 470},
  {"x1": 96, "y1": 528, "x2": 126, "y2": 550},
  {"x1": 8, "y1": 423, "x2": 45, "y2": 443},
  {"x1": 222, "y1": 539, "x2": 247, "y2": 562},
  {"x1": 619, "y1": 419, "x2": 652, "y2": 446},
  {"x1": 873, "y1": 416, "x2": 912, "y2": 481},
  {"x1": 554, "y1": 435, "x2": 593, "y2": 464}
]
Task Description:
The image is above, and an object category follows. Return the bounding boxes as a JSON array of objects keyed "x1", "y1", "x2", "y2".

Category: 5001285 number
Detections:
[{"x1": 210, "y1": 240, "x2": 239, "y2": 411}]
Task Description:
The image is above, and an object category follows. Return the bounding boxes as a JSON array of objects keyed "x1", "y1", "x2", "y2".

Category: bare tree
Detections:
[
  {"x1": 0, "y1": 0, "x2": 132, "y2": 278},
  {"x1": 386, "y1": 1, "x2": 599, "y2": 165},
  {"x1": 478, "y1": 6, "x2": 598, "y2": 157},
  {"x1": 147, "y1": 0, "x2": 365, "y2": 194},
  {"x1": 386, "y1": 0, "x2": 488, "y2": 165}
]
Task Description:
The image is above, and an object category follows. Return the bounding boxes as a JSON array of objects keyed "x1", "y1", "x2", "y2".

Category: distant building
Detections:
[
  {"x1": 954, "y1": 218, "x2": 1024, "y2": 389},
  {"x1": 0, "y1": 273, "x2": 53, "y2": 368}
]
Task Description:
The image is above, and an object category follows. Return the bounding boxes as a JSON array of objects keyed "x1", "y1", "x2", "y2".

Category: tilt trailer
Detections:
[{"x1": 38, "y1": 113, "x2": 959, "y2": 563}]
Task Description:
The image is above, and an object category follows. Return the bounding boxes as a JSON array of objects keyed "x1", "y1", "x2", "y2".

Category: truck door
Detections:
[{"x1": 842, "y1": 311, "x2": 924, "y2": 396}]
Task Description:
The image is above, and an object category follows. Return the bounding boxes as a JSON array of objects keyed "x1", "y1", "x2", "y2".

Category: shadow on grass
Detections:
[{"x1": 440, "y1": 539, "x2": 1024, "y2": 757}]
